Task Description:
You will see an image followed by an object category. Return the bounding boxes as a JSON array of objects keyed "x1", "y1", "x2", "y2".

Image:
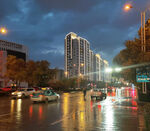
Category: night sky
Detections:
[{"x1": 0, "y1": 0, "x2": 150, "y2": 69}]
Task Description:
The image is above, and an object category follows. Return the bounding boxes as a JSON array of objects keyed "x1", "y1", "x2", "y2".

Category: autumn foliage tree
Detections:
[
  {"x1": 113, "y1": 38, "x2": 150, "y2": 83},
  {"x1": 5, "y1": 55, "x2": 56, "y2": 87},
  {"x1": 6, "y1": 55, "x2": 26, "y2": 85}
]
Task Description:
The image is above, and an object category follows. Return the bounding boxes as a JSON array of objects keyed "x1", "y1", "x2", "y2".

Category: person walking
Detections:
[{"x1": 83, "y1": 87, "x2": 87, "y2": 100}]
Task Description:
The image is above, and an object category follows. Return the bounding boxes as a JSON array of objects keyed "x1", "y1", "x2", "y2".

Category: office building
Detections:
[
  {"x1": 0, "y1": 40, "x2": 28, "y2": 61},
  {"x1": 0, "y1": 40, "x2": 28, "y2": 87}
]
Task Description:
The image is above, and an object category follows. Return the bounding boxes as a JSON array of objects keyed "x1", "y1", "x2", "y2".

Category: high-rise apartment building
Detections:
[
  {"x1": 103, "y1": 60, "x2": 111, "y2": 82},
  {"x1": 93, "y1": 54, "x2": 102, "y2": 81},
  {"x1": 64, "y1": 32, "x2": 90, "y2": 78},
  {"x1": 89, "y1": 50, "x2": 94, "y2": 81},
  {"x1": 64, "y1": 32, "x2": 111, "y2": 82}
]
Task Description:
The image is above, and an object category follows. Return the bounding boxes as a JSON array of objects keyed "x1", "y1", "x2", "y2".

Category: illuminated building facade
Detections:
[
  {"x1": 64, "y1": 32, "x2": 90, "y2": 79},
  {"x1": 64, "y1": 32, "x2": 111, "y2": 82}
]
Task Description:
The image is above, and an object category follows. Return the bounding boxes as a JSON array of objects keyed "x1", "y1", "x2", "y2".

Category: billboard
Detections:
[{"x1": 136, "y1": 66, "x2": 150, "y2": 82}]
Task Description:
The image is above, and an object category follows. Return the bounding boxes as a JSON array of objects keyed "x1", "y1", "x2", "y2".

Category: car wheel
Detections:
[{"x1": 45, "y1": 98, "x2": 48, "y2": 103}]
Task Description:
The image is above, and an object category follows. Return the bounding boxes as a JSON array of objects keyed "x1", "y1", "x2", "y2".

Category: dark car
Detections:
[
  {"x1": 1, "y1": 86, "x2": 17, "y2": 94},
  {"x1": 91, "y1": 88, "x2": 107, "y2": 100}
]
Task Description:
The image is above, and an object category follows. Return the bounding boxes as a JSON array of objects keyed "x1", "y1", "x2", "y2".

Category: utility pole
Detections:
[{"x1": 141, "y1": 12, "x2": 147, "y2": 94}]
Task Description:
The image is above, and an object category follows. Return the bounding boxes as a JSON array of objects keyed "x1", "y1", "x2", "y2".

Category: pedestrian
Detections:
[{"x1": 83, "y1": 87, "x2": 87, "y2": 100}]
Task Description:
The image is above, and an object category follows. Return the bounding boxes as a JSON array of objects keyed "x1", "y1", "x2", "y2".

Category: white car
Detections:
[
  {"x1": 30, "y1": 89, "x2": 60, "y2": 103},
  {"x1": 11, "y1": 88, "x2": 36, "y2": 98}
]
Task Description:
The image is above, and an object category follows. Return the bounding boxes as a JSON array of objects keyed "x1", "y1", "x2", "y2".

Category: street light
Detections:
[
  {"x1": 0, "y1": 27, "x2": 7, "y2": 35},
  {"x1": 123, "y1": 3, "x2": 147, "y2": 94},
  {"x1": 124, "y1": 4, "x2": 132, "y2": 11}
]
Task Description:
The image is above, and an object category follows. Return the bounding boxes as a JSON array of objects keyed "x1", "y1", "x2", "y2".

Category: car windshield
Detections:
[
  {"x1": 43, "y1": 90, "x2": 55, "y2": 95},
  {"x1": 93, "y1": 89, "x2": 100, "y2": 91}
]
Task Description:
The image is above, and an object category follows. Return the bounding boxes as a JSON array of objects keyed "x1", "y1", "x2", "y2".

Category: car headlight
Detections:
[
  {"x1": 17, "y1": 92, "x2": 22, "y2": 95},
  {"x1": 11, "y1": 92, "x2": 14, "y2": 95}
]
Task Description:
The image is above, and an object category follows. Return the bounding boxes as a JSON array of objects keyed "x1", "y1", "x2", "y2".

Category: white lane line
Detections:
[
  {"x1": 0, "y1": 113, "x2": 11, "y2": 117},
  {"x1": 50, "y1": 116, "x2": 70, "y2": 125},
  {"x1": 50, "y1": 111, "x2": 74, "y2": 126},
  {"x1": 50, "y1": 100, "x2": 101, "y2": 126},
  {"x1": 0, "y1": 111, "x2": 19, "y2": 117}
]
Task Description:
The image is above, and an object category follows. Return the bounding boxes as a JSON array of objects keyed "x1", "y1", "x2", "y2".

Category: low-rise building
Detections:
[{"x1": 0, "y1": 40, "x2": 28, "y2": 87}]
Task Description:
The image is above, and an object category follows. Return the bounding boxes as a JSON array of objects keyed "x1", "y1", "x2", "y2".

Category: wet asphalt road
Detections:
[{"x1": 0, "y1": 88, "x2": 148, "y2": 131}]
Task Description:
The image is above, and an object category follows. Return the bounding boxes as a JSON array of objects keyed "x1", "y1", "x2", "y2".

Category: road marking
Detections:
[
  {"x1": 50, "y1": 99, "x2": 101, "y2": 126},
  {"x1": 0, "y1": 111, "x2": 19, "y2": 117},
  {"x1": 50, "y1": 116, "x2": 70, "y2": 125},
  {"x1": 0, "y1": 113, "x2": 11, "y2": 117},
  {"x1": 50, "y1": 111, "x2": 74, "y2": 126}
]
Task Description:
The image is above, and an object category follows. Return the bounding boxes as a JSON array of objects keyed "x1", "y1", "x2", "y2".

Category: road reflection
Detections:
[
  {"x1": 61, "y1": 87, "x2": 142, "y2": 131},
  {"x1": 29, "y1": 105, "x2": 33, "y2": 118},
  {"x1": 16, "y1": 99, "x2": 22, "y2": 123},
  {"x1": 61, "y1": 92, "x2": 103, "y2": 131},
  {"x1": 0, "y1": 87, "x2": 147, "y2": 131}
]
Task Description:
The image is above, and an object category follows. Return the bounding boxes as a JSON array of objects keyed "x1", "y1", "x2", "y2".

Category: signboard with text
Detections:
[{"x1": 136, "y1": 66, "x2": 150, "y2": 82}]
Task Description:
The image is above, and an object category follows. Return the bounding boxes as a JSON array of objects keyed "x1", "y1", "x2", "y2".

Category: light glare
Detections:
[
  {"x1": 105, "y1": 68, "x2": 113, "y2": 73},
  {"x1": 115, "y1": 68, "x2": 122, "y2": 72},
  {"x1": 124, "y1": 4, "x2": 132, "y2": 11},
  {"x1": 0, "y1": 27, "x2": 7, "y2": 34}
]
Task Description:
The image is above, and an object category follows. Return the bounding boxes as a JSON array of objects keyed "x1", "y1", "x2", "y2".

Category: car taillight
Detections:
[{"x1": 30, "y1": 94, "x2": 33, "y2": 97}]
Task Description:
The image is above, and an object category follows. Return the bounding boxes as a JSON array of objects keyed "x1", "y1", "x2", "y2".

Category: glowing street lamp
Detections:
[
  {"x1": 123, "y1": 4, "x2": 132, "y2": 12},
  {"x1": 0, "y1": 27, "x2": 7, "y2": 35}
]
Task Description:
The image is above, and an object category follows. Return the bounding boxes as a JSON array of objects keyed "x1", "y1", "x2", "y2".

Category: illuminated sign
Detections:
[{"x1": 136, "y1": 66, "x2": 150, "y2": 82}]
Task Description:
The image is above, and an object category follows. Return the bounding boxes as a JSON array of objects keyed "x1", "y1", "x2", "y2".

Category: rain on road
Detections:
[{"x1": 0, "y1": 88, "x2": 147, "y2": 131}]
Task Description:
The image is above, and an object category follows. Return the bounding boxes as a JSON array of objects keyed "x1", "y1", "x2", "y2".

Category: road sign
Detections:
[{"x1": 136, "y1": 66, "x2": 150, "y2": 82}]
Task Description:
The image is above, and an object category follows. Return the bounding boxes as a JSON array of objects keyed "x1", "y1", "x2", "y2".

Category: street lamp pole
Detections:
[
  {"x1": 141, "y1": 11, "x2": 147, "y2": 94},
  {"x1": 124, "y1": 4, "x2": 147, "y2": 94}
]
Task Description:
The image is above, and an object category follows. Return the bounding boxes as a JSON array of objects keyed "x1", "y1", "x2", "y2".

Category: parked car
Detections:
[
  {"x1": 32, "y1": 87, "x2": 41, "y2": 91},
  {"x1": 91, "y1": 88, "x2": 107, "y2": 100},
  {"x1": 1, "y1": 86, "x2": 17, "y2": 94},
  {"x1": 11, "y1": 88, "x2": 36, "y2": 98},
  {"x1": 30, "y1": 89, "x2": 60, "y2": 103}
]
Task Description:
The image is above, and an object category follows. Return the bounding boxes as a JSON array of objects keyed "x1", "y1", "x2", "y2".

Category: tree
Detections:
[
  {"x1": 5, "y1": 55, "x2": 26, "y2": 85},
  {"x1": 25, "y1": 60, "x2": 37, "y2": 87},
  {"x1": 113, "y1": 37, "x2": 150, "y2": 84},
  {"x1": 33, "y1": 60, "x2": 52, "y2": 87},
  {"x1": 5, "y1": 56, "x2": 56, "y2": 87}
]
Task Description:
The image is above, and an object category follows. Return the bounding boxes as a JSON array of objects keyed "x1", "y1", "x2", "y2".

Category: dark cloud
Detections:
[
  {"x1": 0, "y1": 0, "x2": 19, "y2": 20},
  {"x1": 35, "y1": 0, "x2": 101, "y2": 12},
  {"x1": 0, "y1": 0, "x2": 150, "y2": 68}
]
